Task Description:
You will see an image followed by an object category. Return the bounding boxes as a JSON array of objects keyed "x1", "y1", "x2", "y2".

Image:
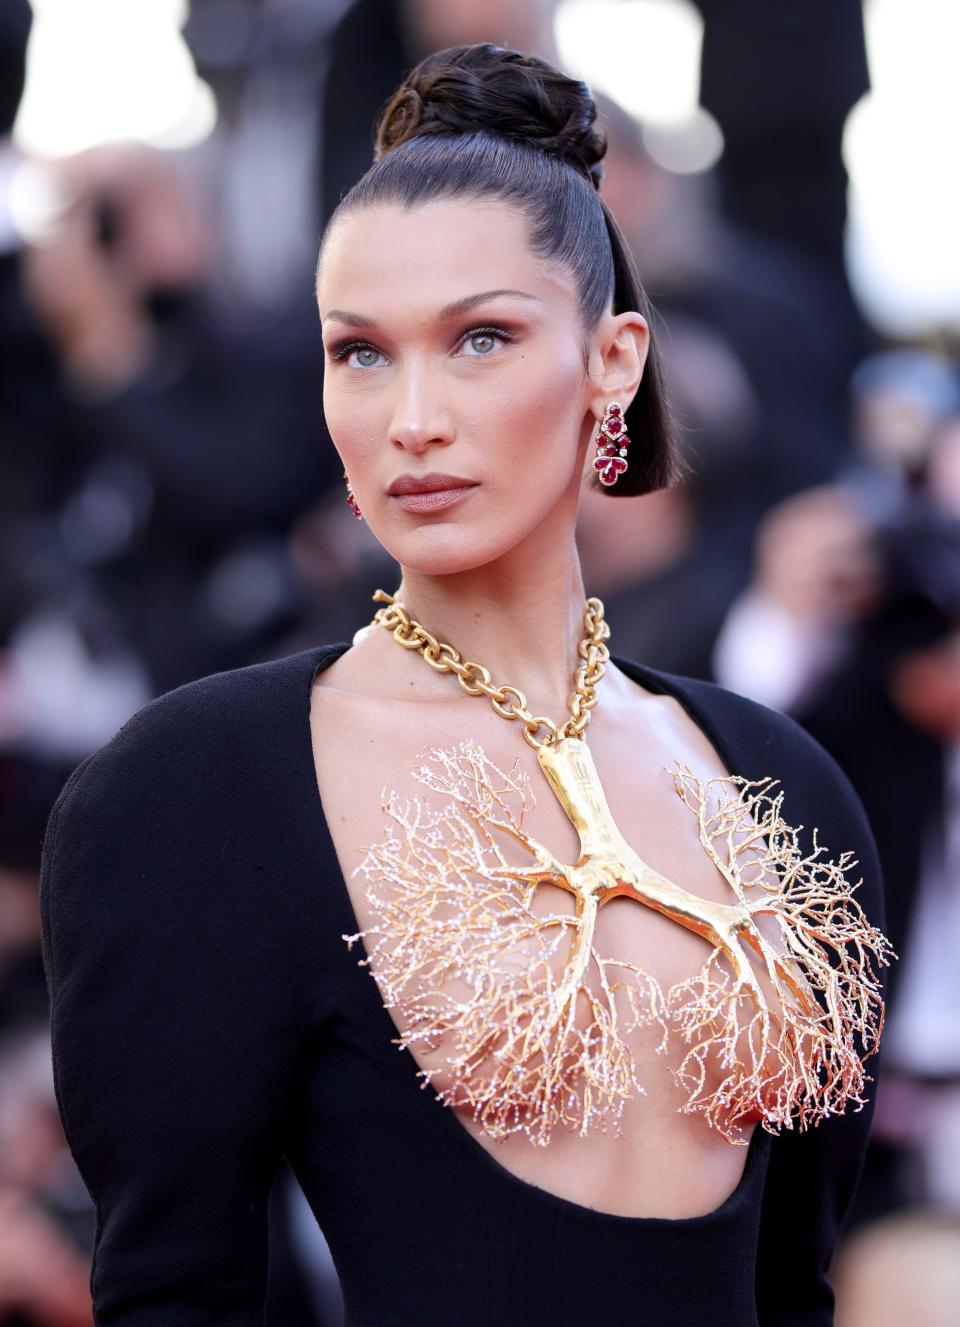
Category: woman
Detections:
[{"x1": 40, "y1": 43, "x2": 892, "y2": 1326}]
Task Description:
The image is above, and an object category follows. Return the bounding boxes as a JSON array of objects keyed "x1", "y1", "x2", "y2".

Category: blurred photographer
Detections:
[{"x1": 713, "y1": 349, "x2": 960, "y2": 1233}]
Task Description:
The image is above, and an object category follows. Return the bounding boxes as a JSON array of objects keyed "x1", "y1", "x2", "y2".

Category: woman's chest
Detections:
[
  {"x1": 308, "y1": 679, "x2": 780, "y2": 1215},
  {"x1": 316, "y1": 683, "x2": 790, "y2": 1049},
  {"x1": 309, "y1": 680, "x2": 758, "y2": 989}
]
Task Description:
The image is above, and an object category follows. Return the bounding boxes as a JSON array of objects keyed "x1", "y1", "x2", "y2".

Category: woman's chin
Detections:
[{"x1": 380, "y1": 523, "x2": 507, "y2": 577}]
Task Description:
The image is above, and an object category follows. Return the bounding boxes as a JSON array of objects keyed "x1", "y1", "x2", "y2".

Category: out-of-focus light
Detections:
[
  {"x1": 642, "y1": 107, "x2": 723, "y2": 175},
  {"x1": 14, "y1": 0, "x2": 216, "y2": 157},
  {"x1": 844, "y1": 0, "x2": 960, "y2": 336},
  {"x1": 554, "y1": 0, "x2": 715, "y2": 174},
  {"x1": 555, "y1": 0, "x2": 703, "y2": 127},
  {"x1": 7, "y1": 157, "x2": 72, "y2": 243}
]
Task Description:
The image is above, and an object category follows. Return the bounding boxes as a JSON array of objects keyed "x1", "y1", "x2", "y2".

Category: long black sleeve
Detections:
[
  {"x1": 753, "y1": 755, "x2": 889, "y2": 1326},
  {"x1": 38, "y1": 687, "x2": 308, "y2": 1324}
]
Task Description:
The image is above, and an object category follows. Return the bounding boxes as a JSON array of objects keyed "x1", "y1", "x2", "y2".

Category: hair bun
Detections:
[{"x1": 374, "y1": 43, "x2": 607, "y2": 190}]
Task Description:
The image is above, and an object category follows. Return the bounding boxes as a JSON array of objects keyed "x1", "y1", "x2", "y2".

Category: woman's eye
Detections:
[
  {"x1": 345, "y1": 345, "x2": 386, "y2": 368},
  {"x1": 329, "y1": 326, "x2": 512, "y2": 367},
  {"x1": 458, "y1": 328, "x2": 510, "y2": 357}
]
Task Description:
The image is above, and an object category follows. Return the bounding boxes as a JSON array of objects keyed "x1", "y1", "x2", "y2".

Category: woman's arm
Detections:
[{"x1": 39, "y1": 711, "x2": 301, "y2": 1325}]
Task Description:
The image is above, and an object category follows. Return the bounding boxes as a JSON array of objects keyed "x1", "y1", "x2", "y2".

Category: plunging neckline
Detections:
[{"x1": 301, "y1": 640, "x2": 773, "y2": 1227}]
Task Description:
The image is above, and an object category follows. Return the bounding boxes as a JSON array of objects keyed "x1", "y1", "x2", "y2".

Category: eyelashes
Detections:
[
  {"x1": 327, "y1": 324, "x2": 516, "y2": 365},
  {"x1": 326, "y1": 335, "x2": 378, "y2": 364},
  {"x1": 460, "y1": 324, "x2": 516, "y2": 353}
]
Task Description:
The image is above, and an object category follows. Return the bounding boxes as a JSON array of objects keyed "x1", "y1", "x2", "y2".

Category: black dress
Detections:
[{"x1": 38, "y1": 642, "x2": 888, "y2": 1326}]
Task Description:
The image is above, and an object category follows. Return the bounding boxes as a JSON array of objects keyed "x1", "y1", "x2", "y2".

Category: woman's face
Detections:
[{"x1": 316, "y1": 196, "x2": 631, "y2": 575}]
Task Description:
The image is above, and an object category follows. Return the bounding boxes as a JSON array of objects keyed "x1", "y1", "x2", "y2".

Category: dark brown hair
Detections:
[{"x1": 321, "y1": 42, "x2": 684, "y2": 496}]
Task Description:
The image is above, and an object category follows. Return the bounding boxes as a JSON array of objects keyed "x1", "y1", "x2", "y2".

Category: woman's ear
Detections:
[{"x1": 586, "y1": 311, "x2": 650, "y2": 418}]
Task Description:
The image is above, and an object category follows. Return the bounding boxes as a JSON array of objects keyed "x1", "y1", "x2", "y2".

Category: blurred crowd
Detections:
[{"x1": 1, "y1": 1, "x2": 958, "y2": 1324}]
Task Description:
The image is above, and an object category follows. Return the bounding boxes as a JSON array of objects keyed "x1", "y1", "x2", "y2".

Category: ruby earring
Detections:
[
  {"x1": 592, "y1": 401, "x2": 630, "y2": 487},
  {"x1": 344, "y1": 471, "x2": 363, "y2": 520}
]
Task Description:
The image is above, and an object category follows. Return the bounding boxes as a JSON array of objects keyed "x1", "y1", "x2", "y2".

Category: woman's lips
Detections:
[{"x1": 391, "y1": 485, "x2": 478, "y2": 513}]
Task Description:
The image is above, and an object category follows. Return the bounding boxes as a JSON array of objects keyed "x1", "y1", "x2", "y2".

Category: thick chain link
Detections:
[{"x1": 369, "y1": 589, "x2": 611, "y2": 749}]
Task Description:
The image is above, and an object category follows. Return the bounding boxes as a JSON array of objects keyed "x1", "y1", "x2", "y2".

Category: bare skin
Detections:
[{"x1": 312, "y1": 196, "x2": 760, "y2": 1219}]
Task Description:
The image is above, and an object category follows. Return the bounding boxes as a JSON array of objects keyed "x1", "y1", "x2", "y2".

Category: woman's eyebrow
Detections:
[
  {"x1": 322, "y1": 309, "x2": 376, "y2": 328},
  {"x1": 437, "y1": 288, "x2": 542, "y2": 320},
  {"x1": 322, "y1": 288, "x2": 542, "y2": 328}
]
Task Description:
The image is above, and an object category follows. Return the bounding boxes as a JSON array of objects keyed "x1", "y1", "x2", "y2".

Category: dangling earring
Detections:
[
  {"x1": 592, "y1": 401, "x2": 630, "y2": 487},
  {"x1": 344, "y1": 471, "x2": 363, "y2": 520}
]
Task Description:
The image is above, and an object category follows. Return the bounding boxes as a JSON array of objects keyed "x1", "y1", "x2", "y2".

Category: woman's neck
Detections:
[{"x1": 373, "y1": 526, "x2": 592, "y2": 724}]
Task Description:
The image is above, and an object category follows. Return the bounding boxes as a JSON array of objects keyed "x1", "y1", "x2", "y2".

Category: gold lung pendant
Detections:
[{"x1": 343, "y1": 736, "x2": 894, "y2": 1148}]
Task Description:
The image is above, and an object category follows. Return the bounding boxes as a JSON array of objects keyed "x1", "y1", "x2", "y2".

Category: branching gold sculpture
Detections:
[
  {"x1": 343, "y1": 736, "x2": 894, "y2": 1148},
  {"x1": 342, "y1": 590, "x2": 894, "y2": 1149}
]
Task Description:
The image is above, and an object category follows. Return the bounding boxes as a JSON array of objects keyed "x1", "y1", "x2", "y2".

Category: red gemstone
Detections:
[
  {"x1": 594, "y1": 453, "x2": 628, "y2": 484},
  {"x1": 606, "y1": 418, "x2": 621, "y2": 434},
  {"x1": 609, "y1": 404, "x2": 621, "y2": 414}
]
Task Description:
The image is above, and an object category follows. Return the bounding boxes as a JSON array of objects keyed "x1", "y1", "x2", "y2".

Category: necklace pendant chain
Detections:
[{"x1": 370, "y1": 589, "x2": 611, "y2": 749}]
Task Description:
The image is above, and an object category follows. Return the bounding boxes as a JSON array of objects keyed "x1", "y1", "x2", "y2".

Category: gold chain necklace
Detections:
[
  {"x1": 370, "y1": 587, "x2": 611, "y2": 748},
  {"x1": 341, "y1": 586, "x2": 892, "y2": 1149}
]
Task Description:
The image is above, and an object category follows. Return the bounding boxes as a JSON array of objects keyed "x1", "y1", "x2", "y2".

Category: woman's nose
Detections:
[{"x1": 388, "y1": 366, "x2": 454, "y2": 453}]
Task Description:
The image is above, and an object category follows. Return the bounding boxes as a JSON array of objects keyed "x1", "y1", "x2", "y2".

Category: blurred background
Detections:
[{"x1": 1, "y1": 0, "x2": 958, "y2": 1322}]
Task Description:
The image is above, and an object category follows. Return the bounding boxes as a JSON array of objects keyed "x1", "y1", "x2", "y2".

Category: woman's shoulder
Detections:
[
  {"x1": 615, "y1": 654, "x2": 862, "y2": 801},
  {"x1": 40, "y1": 643, "x2": 351, "y2": 989},
  {"x1": 50, "y1": 641, "x2": 349, "y2": 824},
  {"x1": 613, "y1": 655, "x2": 886, "y2": 920}
]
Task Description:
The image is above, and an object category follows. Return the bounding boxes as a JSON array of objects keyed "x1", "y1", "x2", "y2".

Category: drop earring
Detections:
[
  {"x1": 344, "y1": 471, "x2": 363, "y2": 520},
  {"x1": 592, "y1": 401, "x2": 630, "y2": 487}
]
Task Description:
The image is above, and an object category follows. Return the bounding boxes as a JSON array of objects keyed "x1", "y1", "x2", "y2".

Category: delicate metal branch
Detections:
[{"x1": 342, "y1": 740, "x2": 895, "y2": 1148}]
